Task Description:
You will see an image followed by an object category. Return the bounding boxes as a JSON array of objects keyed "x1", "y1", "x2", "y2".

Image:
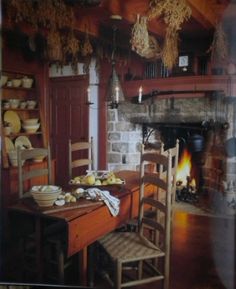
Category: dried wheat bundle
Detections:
[
  {"x1": 162, "y1": 27, "x2": 179, "y2": 70},
  {"x1": 208, "y1": 22, "x2": 228, "y2": 62},
  {"x1": 47, "y1": 29, "x2": 63, "y2": 62},
  {"x1": 6, "y1": 0, "x2": 75, "y2": 31},
  {"x1": 81, "y1": 32, "x2": 93, "y2": 57},
  {"x1": 8, "y1": 0, "x2": 35, "y2": 25},
  {"x1": 148, "y1": 0, "x2": 192, "y2": 31},
  {"x1": 139, "y1": 35, "x2": 162, "y2": 60},
  {"x1": 130, "y1": 15, "x2": 150, "y2": 56},
  {"x1": 63, "y1": 31, "x2": 80, "y2": 58}
]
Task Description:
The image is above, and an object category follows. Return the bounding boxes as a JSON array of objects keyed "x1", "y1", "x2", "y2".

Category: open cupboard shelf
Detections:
[{"x1": 1, "y1": 70, "x2": 47, "y2": 168}]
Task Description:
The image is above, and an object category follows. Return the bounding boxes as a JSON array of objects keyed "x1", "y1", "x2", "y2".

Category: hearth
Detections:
[{"x1": 142, "y1": 121, "x2": 227, "y2": 203}]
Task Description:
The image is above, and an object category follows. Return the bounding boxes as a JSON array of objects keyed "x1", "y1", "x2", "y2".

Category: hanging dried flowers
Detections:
[
  {"x1": 148, "y1": 0, "x2": 192, "y2": 31},
  {"x1": 47, "y1": 29, "x2": 63, "y2": 63},
  {"x1": 147, "y1": 0, "x2": 191, "y2": 69},
  {"x1": 81, "y1": 32, "x2": 93, "y2": 57},
  {"x1": 61, "y1": 31, "x2": 80, "y2": 72},
  {"x1": 6, "y1": 0, "x2": 75, "y2": 31},
  {"x1": 162, "y1": 27, "x2": 179, "y2": 70},
  {"x1": 130, "y1": 15, "x2": 150, "y2": 57},
  {"x1": 208, "y1": 22, "x2": 228, "y2": 63}
]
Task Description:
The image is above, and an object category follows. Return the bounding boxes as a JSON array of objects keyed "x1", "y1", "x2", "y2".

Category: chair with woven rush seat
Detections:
[
  {"x1": 16, "y1": 146, "x2": 76, "y2": 284},
  {"x1": 17, "y1": 146, "x2": 52, "y2": 198},
  {"x1": 68, "y1": 136, "x2": 94, "y2": 180},
  {"x1": 98, "y1": 146, "x2": 173, "y2": 289}
]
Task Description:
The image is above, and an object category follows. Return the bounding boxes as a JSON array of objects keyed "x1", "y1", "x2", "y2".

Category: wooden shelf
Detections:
[
  {"x1": 5, "y1": 132, "x2": 42, "y2": 138},
  {"x1": 1, "y1": 70, "x2": 46, "y2": 169},
  {"x1": 124, "y1": 75, "x2": 236, "y2": 99},
  {"x1": 2, "y1": 108, "x2": 39, "y2": 111}
]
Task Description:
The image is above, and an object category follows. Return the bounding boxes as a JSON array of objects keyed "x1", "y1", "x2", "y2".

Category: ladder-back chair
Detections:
[
  {"x1": 17, "y1": 146, "x2": 52, "y2": 198},
  {"x1": 98, "y1": 146, "x2": 173, "y2": 289},
  {"x1": 16, "y1": 146, "x2": 75, "y2": 284},
  {"x1": 68, "y1": 136, "x2": 94, "y2": 180}
]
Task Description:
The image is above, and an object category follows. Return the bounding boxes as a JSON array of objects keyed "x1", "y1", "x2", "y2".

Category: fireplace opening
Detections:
[
  {"x1": 176, "y1": 147, "x2": 200, "y2": 203},
  {"x1": 142, "y1": 123, "x2": 210, "y2": 205}
]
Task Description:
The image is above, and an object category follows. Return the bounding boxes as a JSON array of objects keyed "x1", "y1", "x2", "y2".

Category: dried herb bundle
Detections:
[
  {"x1": 81, "y1": 32, "x2": 93, "y2": 57},
  {"x1": 130, "y1": 15, "x2": 150, "y2": 56},
  {"x1": 47, "y1": 29, "x2": 63, "y2": 62},
  {"x1": 7, "y1": 0, "x2": 74, "y2": 30},
  {"x1": 162, "y1": 27, "x2": 179, "y2": 70},
  {"x1": 148, "y1": 0, "x2": 191, "y2": 31},
  {"x1": 147, "y1": 0, "x2": 191, "y2": 70},
  {"x1": 208, "y1": 22, "x2": 228, "y2": 63}
]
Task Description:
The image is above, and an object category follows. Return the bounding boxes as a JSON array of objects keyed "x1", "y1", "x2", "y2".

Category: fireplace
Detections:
[{"x1": 107, "y1": 84, "x2": 236, "y2": 215}]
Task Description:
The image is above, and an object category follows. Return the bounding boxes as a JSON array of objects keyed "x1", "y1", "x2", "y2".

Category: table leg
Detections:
[
  {"x1": 88, "y1": 243, "x2": 95, "y2": 287},
  {"x1": 35, "y1": 216, "x2": 43, "y2": 282},
  {"x1": 79, "y1": 246, "x2": 88, "y2": 285}
]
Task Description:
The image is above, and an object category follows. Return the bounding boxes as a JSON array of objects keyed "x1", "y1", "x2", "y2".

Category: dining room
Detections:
[{"x1": 1, "y1": 1, "x2": 236, "y2": 289}]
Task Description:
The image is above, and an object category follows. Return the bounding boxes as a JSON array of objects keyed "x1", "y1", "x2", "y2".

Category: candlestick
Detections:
[
  {"x1": 115, "y1": 86, "x2": 119, "y2": 103},
  {"x1": 138, "y1": 86, "x2": 142, "y2": 103},
  {"x1": 87, "y1": 87, "x2": 91, "y2": 103}
]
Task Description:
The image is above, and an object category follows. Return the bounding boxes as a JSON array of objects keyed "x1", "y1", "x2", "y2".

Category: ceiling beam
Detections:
[{"x1": 187, "y1": 0, "x2": 230, "y2": 28}]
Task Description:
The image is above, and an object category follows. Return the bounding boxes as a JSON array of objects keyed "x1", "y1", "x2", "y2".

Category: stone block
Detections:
[
  {"x1": 112, "y1": 142, "x2": 129, "y2": 153},
  {"x1": 108, "y1": 110, "x2": 116, "y2": 121},
  {"x1": 115, "y1": 122, "x2": 137, "y2": 132},
  {"x1": 107, "y1": 122, "x2": 114, "y2": 131},
  {"x1": 108, "y1": 132, "x2": 121, "y2": 141},
  {"x1": 108, "y1": 153, "x2": 121, "y2": 163}
]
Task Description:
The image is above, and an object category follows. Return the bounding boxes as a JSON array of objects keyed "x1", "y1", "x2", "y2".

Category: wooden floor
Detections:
[{"x1": 95, "y1": 210, "x2": 235, "y2": 289}]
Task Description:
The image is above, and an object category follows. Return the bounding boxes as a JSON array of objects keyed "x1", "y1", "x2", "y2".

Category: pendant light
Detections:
[{"x1": 106, "y1": 16, "x2": 124, "y2": 109}]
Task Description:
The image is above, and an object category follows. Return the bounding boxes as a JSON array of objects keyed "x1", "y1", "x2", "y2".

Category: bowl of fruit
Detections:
[{"x1": 69, "y1": 170, "x2": 125, "y2": 189}]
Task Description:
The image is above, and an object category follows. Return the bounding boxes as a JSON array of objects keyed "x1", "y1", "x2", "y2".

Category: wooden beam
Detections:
[{"x1": 187, "y1": 0, "x2": 230, "y2": 28}]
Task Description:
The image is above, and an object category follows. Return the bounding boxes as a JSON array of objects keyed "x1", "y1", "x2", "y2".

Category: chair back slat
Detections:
[
  {"x1": 17, "y1": 146, "x2": 52, "y2": 198},
  {"x1": 142, "y1": 217, "x2": 165, "y2": 234},
  {"x1": 142, "y1": 174, "x2": 167, "y2": 191},
  {"x1": 68, "y1": 137, "x2": 94, "y2": 180},
  {"x1": 22, "y1": 168, "x2": 50, "y2": 181}
]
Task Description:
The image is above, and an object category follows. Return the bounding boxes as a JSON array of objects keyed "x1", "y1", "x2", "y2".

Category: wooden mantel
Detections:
[{"x1": 123, "y1": 75, "x2": 236, "y2": 100}]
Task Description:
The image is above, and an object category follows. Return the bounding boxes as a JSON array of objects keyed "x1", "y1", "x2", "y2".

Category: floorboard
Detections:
[{"x1": 95, "y1": 209, "x2": 235, "y2": 289}]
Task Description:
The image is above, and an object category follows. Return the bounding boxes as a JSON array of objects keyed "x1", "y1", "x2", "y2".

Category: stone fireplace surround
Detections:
[{"x1": 107, "y1": 78, "x2": 236, "y2": 215}]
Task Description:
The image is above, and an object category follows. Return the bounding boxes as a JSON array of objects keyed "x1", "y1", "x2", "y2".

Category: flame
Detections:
[{"x1": 176, "y1": 148, "x2": 194, "y2": 186}]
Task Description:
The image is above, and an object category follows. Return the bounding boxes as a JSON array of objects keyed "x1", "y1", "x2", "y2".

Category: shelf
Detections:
[
  {"x1": 1, "y1": 70, "x2": 46, "y2": 169},
  {"x1": 5, "y1": 132, "x2": 42, "y2": 138},
  {"x1": 1, "y1": 86, "x2": 35, "y2": 91},
  {"x1": 124, "y1": 75, "x2": 235, "y2": 99},
  {"x1": 2, "y1": 108, "x2": 39, "y2": 111}
]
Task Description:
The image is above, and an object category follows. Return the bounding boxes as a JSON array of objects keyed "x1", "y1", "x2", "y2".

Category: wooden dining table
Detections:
[{"x1": 7, "y1": 170, "x2": 155, "y2": 285}]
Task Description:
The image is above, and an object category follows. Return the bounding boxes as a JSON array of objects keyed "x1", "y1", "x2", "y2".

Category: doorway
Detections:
[{"x1": 50, "y1": 76, "x2": 89, "y2": 187}]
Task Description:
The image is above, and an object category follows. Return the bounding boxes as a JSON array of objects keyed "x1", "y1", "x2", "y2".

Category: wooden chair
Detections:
[
  {"x1": 68, "y1": 136, "x2": 94, "y2": 180},
  {"x1": 159, "y1": 139, "x2": 179, "y2": 204},
  {"x1": 98, "y1": 146, "x2": 173, "y2": 289},
  {"x1": 17, "y1": 146, "x2": 52, "y2": 198},
  {"x1": 16, "y1": 146, "x2": 75, "y2": 284}
]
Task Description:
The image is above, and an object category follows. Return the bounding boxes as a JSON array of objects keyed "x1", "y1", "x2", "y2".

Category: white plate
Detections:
[
  {"x1": 15, "y1": 136, "x2": 32, "y2": 149},
  {"x1": 5, "y1": 137, "x2": 15, "y2": 152}
]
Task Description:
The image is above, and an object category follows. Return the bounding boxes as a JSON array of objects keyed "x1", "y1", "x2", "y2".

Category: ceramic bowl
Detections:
[
  {"x1": 9, "y1": 99, "x2": 20, "y2": 109},
  {"x1": 0, "y1": 75, "x2": 8, "y2": 87},
  {"x1": 33, "y1": 155, "x2": 45, "y2": 163},
  {"x1": 12, "y1": 79, "x2": 22, "y2": 88},
  {"x1": 23, "y1": 118, "x2": 39, "y2": 126},
  {"x1": 20, "y1": 101, "x2": 27, "y2": 109},
  {"x1": 27, "y1": 100, "x2": 37, "y2": 109},
  {"x1": 31, "y1": 185, "x2": 62, "y2": 207},
  {"x1": 22, "y1": 77, "x2": 34, "y2": 88},
  {"x1": 22, "y1": 123, "x2": 40, "y2": 133}
]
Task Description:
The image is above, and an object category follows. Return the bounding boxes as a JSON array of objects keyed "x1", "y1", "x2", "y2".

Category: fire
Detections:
[{"x1": 176, "y1": 148, "x2": 195, "y2": 187}]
